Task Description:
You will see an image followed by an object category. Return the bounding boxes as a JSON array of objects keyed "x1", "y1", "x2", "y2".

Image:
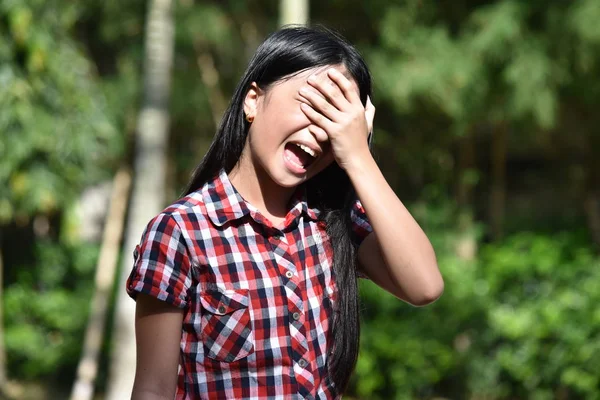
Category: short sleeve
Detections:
[
  {"x1": 350, "y1": 200, "x2": 373, "y2": 248},
  {"x1": 126, "y1": 213, "x2": 193, "y2": 309}
]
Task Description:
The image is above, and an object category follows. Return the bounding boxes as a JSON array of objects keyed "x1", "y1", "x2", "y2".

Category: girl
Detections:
[{"x1": 127, "y1": 26, "x2": 443, "y2": 399}]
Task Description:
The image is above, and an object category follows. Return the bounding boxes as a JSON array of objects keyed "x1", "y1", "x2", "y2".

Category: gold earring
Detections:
[{"x1": 246, "y1": 114, "x2": 254, "y2": 123}]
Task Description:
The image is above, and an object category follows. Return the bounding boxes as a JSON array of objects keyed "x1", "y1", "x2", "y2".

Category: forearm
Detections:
[{"x1": 346, "y1": 152, "x2": 443, "y2": 303}]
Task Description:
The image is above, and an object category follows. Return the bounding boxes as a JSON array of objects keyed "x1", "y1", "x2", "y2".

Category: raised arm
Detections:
[
  {"x1": 298, "y1": 67, "x2": 443, "y2": 305},
  {"x1": 350, "y1": 158, "x2": 443, "y2": 305}
]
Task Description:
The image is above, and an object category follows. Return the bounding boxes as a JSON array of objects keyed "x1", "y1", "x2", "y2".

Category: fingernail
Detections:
[{"x1": 308, "y1": 74, "x2": 317, "y2": 83}]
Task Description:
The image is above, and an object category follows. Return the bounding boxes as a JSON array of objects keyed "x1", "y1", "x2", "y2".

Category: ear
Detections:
[{"x1": 243, "y1": 82, "x2": 261, "y2": 120}]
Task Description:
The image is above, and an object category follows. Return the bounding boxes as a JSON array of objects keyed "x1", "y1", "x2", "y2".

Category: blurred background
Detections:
[{"x1": 1, "y1": 0, "x2": 600, "y2": 399}]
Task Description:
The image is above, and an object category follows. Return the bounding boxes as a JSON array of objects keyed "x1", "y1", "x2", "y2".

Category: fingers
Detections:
[
  {"x1": 306, "y1": 71, "x2": 350, "y2": 111},
  {"x1": 299, "y1": 69, "x2": 374, "y2": 144},
  {"x1": 300, "y1": 103, "x2": 334, "y2": 133},
  {"x1": 307, "y1": 123, "x2": 329, "y2": 142},
  {"x1": 299, "y1": 86, "x2": 342, "y2": 122},
  {"x1": 325, "y1": 68, "x2": 361, "y2": 105}
]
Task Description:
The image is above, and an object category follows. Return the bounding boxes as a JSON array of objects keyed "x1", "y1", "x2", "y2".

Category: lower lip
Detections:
[{"x1": 283, "y1": 150, "x2": 307, "y2": 175}]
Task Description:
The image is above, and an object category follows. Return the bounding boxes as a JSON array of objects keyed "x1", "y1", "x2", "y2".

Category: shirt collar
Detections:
[{"x1": 202, "y1": 169, "x2": 320, "y2": 227}]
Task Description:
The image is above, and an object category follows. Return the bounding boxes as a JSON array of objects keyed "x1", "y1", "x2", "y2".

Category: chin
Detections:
[{"x1": 270, "y1": 170, "x2": 308, "y2": 188}]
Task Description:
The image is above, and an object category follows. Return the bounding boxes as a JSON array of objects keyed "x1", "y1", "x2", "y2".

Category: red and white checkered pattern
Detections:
[{"x1": 127, "y1": 169, "x2": 372, "y2": 399}]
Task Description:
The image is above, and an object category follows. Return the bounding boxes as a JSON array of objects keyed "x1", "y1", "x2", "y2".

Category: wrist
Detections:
[{"x1": 343, "y1": 149, "x2": 377, "y2": 182}]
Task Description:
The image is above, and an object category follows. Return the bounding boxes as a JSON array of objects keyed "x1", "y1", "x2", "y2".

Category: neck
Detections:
[{"x1": 228, "y1": 153, "x2": 295, "y2": 222}]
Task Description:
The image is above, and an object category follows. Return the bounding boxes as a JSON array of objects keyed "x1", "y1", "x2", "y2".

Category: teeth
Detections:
[{"x1": 297, "y1": 144, "x2": 316, "y2": 158}]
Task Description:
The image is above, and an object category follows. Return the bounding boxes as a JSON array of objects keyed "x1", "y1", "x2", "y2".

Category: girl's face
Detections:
[{"x1": 243, "y1": 65, "x2": 360, "y2": 188}]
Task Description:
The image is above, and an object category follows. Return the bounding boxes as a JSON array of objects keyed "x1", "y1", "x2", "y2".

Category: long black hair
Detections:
[{"x1": 183, "y1": 25, "x2": 372, "y2": 394}]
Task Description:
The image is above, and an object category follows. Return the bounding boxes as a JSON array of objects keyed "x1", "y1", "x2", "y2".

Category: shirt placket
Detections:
[{"x1": 267, "y1": 223, "x2": 316, "y2": 396}]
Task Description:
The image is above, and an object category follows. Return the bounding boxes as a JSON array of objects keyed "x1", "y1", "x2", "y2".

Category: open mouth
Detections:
[{"x1": 284, "y1": 142, "x2": 317, "y2": 171}]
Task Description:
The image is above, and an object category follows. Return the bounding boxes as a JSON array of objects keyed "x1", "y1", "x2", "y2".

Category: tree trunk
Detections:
[
  {"x1": 456, "y1": 133, "x2": 476, "y2": 207},
  {"x1": 585, "y1": 193, "x2": 600, "y2": 247},
  {"x1": 106, "y1": 0, "x2": 174, "y2": 398},
  {"x1": 194, "y1": 41, "x2": 227, "y2": 128},
  {"x1": 69, "y1": 167, "x2": 132, "y2": 400},
  {"x1": 584, "y1": 133, "x2": 600, "y2": 248},
  {"x1": 455, "y1": 131, "x2": 477, "y2": 261},
  {"x1": 279, "y1": 0, "x2": 309, "y2": 26},
  {"x1": 489, "y1": 123, "x2": 507, "y2": 241}
]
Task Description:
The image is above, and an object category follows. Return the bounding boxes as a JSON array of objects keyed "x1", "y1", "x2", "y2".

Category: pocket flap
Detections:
[{"x1": 200, "y1": 288, "x2": 249, "y2": 315}]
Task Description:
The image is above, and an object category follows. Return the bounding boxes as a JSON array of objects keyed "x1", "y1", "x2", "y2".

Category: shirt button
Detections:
[
  {"x1": 285, "y1": 271, "x2": 294, "y2": 279},
  {"x1": 292, "y1": 312, "x2": 301, "y2": 320},
  {"x1": 298, "y1": 358, "x2": 308, "y2": 368},
  {"x1": 217, "y1": 305, "x2": 226, "y2": 314}
]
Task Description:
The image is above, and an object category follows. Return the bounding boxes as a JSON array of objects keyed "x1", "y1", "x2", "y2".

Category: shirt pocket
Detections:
[{"x1": 199, "y1": 288, "x2": 254, "y2": 362}]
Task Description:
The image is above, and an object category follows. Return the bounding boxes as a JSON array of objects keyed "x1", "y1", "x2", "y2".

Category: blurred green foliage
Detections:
[
  {"x1": 4, "y1": 241, "x2": 99, "y2": 379},
  {"x1": 0, "y1": 1, "x2": 124, "y2": 222},
  {"x1": 357, "y1": 218, "x2": 600, "y2": 398},
  {"x1": 0, "y1": 0, "x2": 139, "y2": 390},
  {"x1": 1, "y1": 0, "x2": 600, "y2": 398}
]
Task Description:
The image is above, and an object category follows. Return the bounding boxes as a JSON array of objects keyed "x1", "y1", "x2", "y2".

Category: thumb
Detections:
[{"x1": 365, "y1": 96, "x2": 376, "y2": 134}]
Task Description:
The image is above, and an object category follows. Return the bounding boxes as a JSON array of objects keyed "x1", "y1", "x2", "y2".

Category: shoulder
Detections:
[
  {"x1": 143, "y1": 190, "x2": 211, "y2": 241},
  {"x1": 162, "y1": 190, "x2": 209, "y2": 222}
]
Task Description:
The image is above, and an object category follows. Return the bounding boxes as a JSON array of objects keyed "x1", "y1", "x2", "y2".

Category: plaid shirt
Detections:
[{"x1": 127, "y1": 169, "x2": 372, "y2": 399}]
